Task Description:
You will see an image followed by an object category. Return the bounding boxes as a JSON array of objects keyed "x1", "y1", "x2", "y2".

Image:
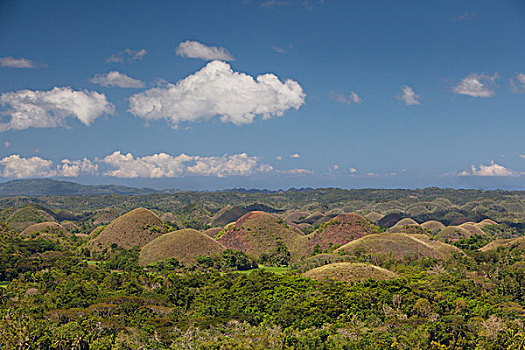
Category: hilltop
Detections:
[
  {"x1": 139, "y1": 229, "x2": 226, "y2": 266},
  {"x1": 88, "y1": 208, "x2": 164, "y2": 250},
  {"x1": 217, "y1": 211, "x2": 307, "y2": 259}
]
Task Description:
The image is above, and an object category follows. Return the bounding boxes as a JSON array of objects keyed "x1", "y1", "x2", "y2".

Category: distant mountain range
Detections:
[{"x1": 0, "y1": 179, "x2": 159, "y2": 197}]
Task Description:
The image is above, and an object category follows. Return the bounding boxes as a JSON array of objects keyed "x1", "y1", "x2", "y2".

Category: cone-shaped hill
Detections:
[
  {"x1": 5, "y1": 205, "x2": 56, "y2": 232},
  {"x1": 139, "y1": 229, "x2": 226, "y2": 266},
  {"x1": 365, "y1": 212, "x2": 385, "y2": 223},
  {"x1": 436, "y1": 226, "x2": 473, "y2": 243},
  {"x1": 335, "y1": 233, "x2": 463, "y2": 260},
  {"x1": 303, "y1": 262, "x2": 397, "y2": 283},
  {"x1": 217, "y1": 211, "x2": 307, "y2": 259},
  {"x1": 306, "y1": 213, "x2": 379, "y2": 253},
  {"x1": 89, "y1": 208, "x2": 163, "y2": 251},
  {"x1": 393, "y1": 218, "x2": 419, "y2": 227},
  {"x1": 479, "y1": 236, "x2": 525, "y2": 252},
  {"x1": 421, "y1": 220, "x2": 446, "y2": 231},
  {"x1": 475, "y1": 219, "x2": 498, "y2": 229},
  {"x1": 21, "y1": 222, "x2": 68, "y2": 241}
]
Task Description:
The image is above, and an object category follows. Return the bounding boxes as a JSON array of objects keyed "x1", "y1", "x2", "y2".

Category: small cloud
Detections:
[
  {"x1": 397, "y1": 86, "x2": 421, "y2": 105},
  {"x1": 329, "y1": 91, "x2": 362, "y2": 105},
  {"x1": 276, "y1": 156, "x2": 283, "y2": 160},
  {"x1": 261, "y1": 0, "x2": 293, "y2": 8},
  {"x1": 332, "y1": 164, "x2": 339, "y2": 170},
  {"x1": 510, "y1": 73, "x2": 525, "y2": 93},
  {"x1": 271, "y1": 46, "x2": 286, "y2": 54},
  {"x1": 459, "y1": 161, "x2": 516, "y2": 176},
  {"x1": 453, "y1": 73, "x2": 497, "y2": 98},
  {"x1": 349, "y1": 168, "x2": 357, "y2": 173},
  {"x1": 4, "y1": 141, "x2": 10, "y2": 148},
  {"x1": 520, "y1": 154, "x2": 525, "y2": 159},
  {"x1": 106, "y1": 49, "x2": 147, "y2": 63},
  {"x1": 0, "y1": 57, "x2": 35, "y2": 68},
  {"x1": 366, "y1": 172, "x2": 376, "y2": 176},
  {"x1": 175, "y1": 41, "x2": 234, "y2": 61},
  {"x1": 90, "y1": 71, "x2": 144, "y2": 88},
  {"x1": 277, "y1": 168, "x2": 313, "y2": 175},
  {"x1": 453, "y1": 13, "x2": 476, "y2": 21},
  {"x1": 290, "y1": 153, "x2": 301, "y2": 158},
  {"x1": 58, "y1": 158, "x2": 98, "y2": 177}
]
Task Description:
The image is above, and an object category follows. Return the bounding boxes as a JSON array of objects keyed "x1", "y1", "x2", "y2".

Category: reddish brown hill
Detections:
[
  {"x1": 306, "y1": 213, "x2": 379, "y2": 254},
  {"x1": 217, "y1": 211, "x2": 307, "y2": 259}
]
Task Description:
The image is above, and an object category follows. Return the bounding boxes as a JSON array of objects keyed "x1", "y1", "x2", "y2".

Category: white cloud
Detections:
[
  {"x1": 510, "y1": 73, "x2": 525, "y2": 93},
  {"x1": 277, "y1": 168, "x2": 313, "y2": 175},
  {"x1": 0, "y1": 155, "x2": 55, "y2": 178},
  {"x1": 0, "y1": 57, "x2": 35, "y2": 68},
  {"x1": 175, "y1": 41, "x2": 234, "y2": 61},
  {"x1": 90, "y1": 71, "x2": 144, "y2": 88},
  {"x1": 397, "y1": 86, "x2": 421, "y2": 105},
  {"x1": 329, "y1": 91, "x2": 362, "y2": 105},
  {"x1": 460, "y1": 161, "x2": 516, "y2": 176},
  {"x1": 261, "y1": 0, "x2": 293, "y2": 8},
  {"x1": 0, "y1": 87, "x2": 114, "y2": 131},
  {"x1": 101, "y1": 151, "x2": 190, "y2": 178},
  {"x1": 276, "y1": 156, "x2": 283, "y2": 160},
  {"x1": 58, "y1": 158, "x2": 98, "y2": 177},
  {"x1": 453, "y1": 73, "x2": 497, "y2": 97},
  {"x1": 520, "y1": 154, "x2": 525, "y2": 159},
  {"x1": 106, "y1": 49, "x2": 147, "y2": 63},
  {"x1": 4, "y1": 141, "x2": 10, "y2": 148},
  {"x1": 128, "y1": 60, "x2": 305, "y2": 127},
  {"x1": 186, "y1": 153, "x2": 273, "y2": 177},
  {"x1": 101, "y1": 151, "x2": 272, "y2": 178},
  {"x1": 290, "y1": 153, "x2": 301, "y2": 158},
  {"x1": 349, "y1": 168, "x2": 357, "y2": 173}
]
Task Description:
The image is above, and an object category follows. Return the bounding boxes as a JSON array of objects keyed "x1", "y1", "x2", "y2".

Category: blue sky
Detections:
[{"x1": 1, "y1": 0, "x2": 525, "y2": 190}]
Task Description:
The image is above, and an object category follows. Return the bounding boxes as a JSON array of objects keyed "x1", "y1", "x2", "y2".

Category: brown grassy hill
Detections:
[
  {"x1": 377, "y1": 213, "x2": 407, "y2": 228},
  {"x1": 60, "y1": 221, "x2": 78, "y2": 231},
  {"x1": 393, "y1": 218, "x2": 419, "y2": 227},
  {"x1": 88, "y1": 208, "x2": 163, "y2": 251},
  {"x1": 21, "y1": 222, "x2": 67, "y2": 240},
  {"x1": 217, "y1": 211, "x2": 307, "y2": 259},
  {"x1": 285, "y1": 211, "x2": 310, "y2": 223},
  {"x1": 480, "y1": 237, "x2": 525, "y2": 252},
  {"x1": 388, "y1": 224, "x2": 429, "y2": 235},
  {"x1": 475, "y1": 219, "x2": 498, "y2": 229},
  {"x1": 421, "y1": 220, "x2": 446, "y2": 231},
  {"x1": 306, "y1": 213, "x2": 379, "y2": 253},
  {"x1": 365, "y1": 212, "x2": 384, "y2": 223},
  {"x1": 336, "y1": 233, "x2": 463, "y2": 260},
  {"x1": 203, "y1": 227, "x2": 222, "y2": 237},
  {"x1": 303, "y1": 262, "x2": 397, "y2": 283},
  {"x1": 6, "y1": 206, "x2": 56, "y2": 232},
  {"x1": 436, "y1": 226, "x2": 473, "y2": 243},
  {"x1": 459, "y1": 223, "x2": 485, "y2": 236},
  {"x1": 139, "y1": 229, "x2": 226, "y2": 266},
  {"x1": 92, "y1": 208, "x2": 120, "y2": 225}
]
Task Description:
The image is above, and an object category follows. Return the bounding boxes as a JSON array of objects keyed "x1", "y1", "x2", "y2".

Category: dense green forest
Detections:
[{"x1": 1, "y1": 188, "x2": 525, "y2": 349}]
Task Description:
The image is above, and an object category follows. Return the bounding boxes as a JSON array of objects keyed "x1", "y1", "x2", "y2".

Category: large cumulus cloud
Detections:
[{"x1": 128, "y1": 61, "x2": 305, "y2": 127}]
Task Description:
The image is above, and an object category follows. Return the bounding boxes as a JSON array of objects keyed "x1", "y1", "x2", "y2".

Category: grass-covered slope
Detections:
[
  {"x1": 139, "y1": 229, "x2": 226, "y2": 266},
  {"x1": 306, "y1": 213, "x2": 379, "y2": 253},
  {"x1": 217, "y1": 211, "x2": 307, "y2": 259},
  {"x1": 479, "y1": 236, "x2": 525, "y2": 252},
  {"x1": 335, "y1": 233, "x2": 463, "y2": 260},
  {"x1": 303, "y1": 262, "x2": 397, "y2": 282},
  {"x1": 89, "y1": 208, "x2": 163, "y2": 251}
]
